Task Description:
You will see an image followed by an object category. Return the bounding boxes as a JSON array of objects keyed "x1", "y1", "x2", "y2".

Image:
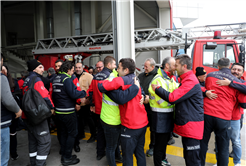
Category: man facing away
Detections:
[
  {"x1": 200, "y1": 58, "x2": 246, "y2": 166},
  {"x1": 215, "y1": 62, "x2": 246, "y2": 166},
  {"x1": 151, "y1": 54, "x2": 204, "y2": 166},
  {"x1": 1, "y1": 55, "x2": 22, "y2": 166},
  {"x1": 98, "y1": 58, "x2": 148, "y2": 166}
]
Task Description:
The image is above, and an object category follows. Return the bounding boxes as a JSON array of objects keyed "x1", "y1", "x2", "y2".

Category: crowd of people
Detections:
[{"x1": 1, "y1": 53, "x2": 245, "y2": 166}]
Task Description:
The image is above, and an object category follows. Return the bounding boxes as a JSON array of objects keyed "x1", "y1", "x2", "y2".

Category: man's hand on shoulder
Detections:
[
  {"x1": 216, "y1": 77, "x2": 231, "y2": 86},
  {"x1": 151, "y1": 81, "x2": 160, "y2": 92}
]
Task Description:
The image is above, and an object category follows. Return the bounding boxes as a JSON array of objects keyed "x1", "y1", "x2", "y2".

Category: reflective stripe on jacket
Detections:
[
  {"x1": 100, "y1": 70, "x2": 121, "y2": 125},
  {"x1": 148, "y1": 68, "x2": 178, "y2": 133}
]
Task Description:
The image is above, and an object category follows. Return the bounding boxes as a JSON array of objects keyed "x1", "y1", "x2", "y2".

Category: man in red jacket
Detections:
[
  {"x1": 216, "y1": 62, "x2": 245, "y2": 166},
  {"x1": 200, "y1": 58, "x2": 246, "y2": 166},
  {"x1": 151, "y1": 54, "x2": 204, "y2": 166},
  {"x1": 98, "y1": 58, "x2": 148, "y2": 166}
]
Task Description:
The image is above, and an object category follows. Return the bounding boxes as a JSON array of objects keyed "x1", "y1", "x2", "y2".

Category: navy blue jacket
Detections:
[
  {"x1": 155, "y1": 71, "x2": 204, "y2": 140},
  {"x1": 52, "y1": 72, "x2": 86, "y2": 114}
]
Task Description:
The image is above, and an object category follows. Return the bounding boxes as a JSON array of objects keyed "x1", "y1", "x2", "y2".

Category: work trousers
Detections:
[
  {"x1": 102, "y1": 122, "x2": 121, "y2": 166},
  {"x1": 10, "y1": 117, "x2": 18, "y2": 157},
  {"x1": 95, "y1": 114, "x2": 106, "y2": 156},
  {"x1": 153, "y1": 132, "x2": 170, "y2": 166},
  {"x1": 182, "y1": 137, "x2": 201, "y2": 166},
  {"x1": 56, "y1": 112, "x2": 78, "y2": 159},
  {"x1": 147, "y1": 111, "x2": 155, "y2": 149},
  {"x1": 200, "y1": 114, "x2": 231, "y2": 166},
  {"x1": 121, "y1": 125, "x2": 147, "y2": 166},
  {"x1": 24, "y1": 119, "x2": 51, "y2": 166}
]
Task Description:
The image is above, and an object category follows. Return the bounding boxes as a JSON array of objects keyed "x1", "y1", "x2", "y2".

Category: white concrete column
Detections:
[
  {"x1": 116, "y1": 0, "x2": 135, "y2": 61},
  {"x1": 34, "y1": 1, "x2": 46, "y2": 40},
  {"x1": 159, "y1": 8, "x2": 171, "y2": 62}
]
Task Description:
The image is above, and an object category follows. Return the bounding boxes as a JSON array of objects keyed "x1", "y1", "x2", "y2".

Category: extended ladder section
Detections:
[
  {"x1": 178, "y1": 22, "x2": 246, "y2": 40},
  {"x1": 32, "y1": 28, "x2": 191, "y2": 55}
]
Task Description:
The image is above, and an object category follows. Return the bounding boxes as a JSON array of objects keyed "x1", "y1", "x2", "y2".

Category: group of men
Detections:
[{"x1": 1, "y1": 53, "x2": 246, "y2": 166}]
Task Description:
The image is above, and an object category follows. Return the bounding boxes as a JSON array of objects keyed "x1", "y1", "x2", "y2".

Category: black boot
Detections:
[{"x1": 62, "y1": 156, "x2": 80, "y2": 166}]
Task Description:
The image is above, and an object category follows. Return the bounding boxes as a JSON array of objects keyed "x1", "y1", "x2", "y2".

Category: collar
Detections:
[
  {"x1": 58, "y1": 71, "x2": 71, "y2": 78},
  {"x1": 180, "y1": 70, "x2": 193, "y2": 80},
  {"x1": 102, "y1": 67, "x2": 113, "y2": 73},
  {"x1": 144, "y1": 67, "x2": 157, "y2": 76}
]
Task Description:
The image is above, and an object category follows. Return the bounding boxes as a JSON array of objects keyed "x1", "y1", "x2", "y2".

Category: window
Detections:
[{"x1": 203, "y1": 44, "x2": 235, "y2": 68}]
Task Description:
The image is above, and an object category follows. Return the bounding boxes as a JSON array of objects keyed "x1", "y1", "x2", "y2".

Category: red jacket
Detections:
[
  {"x1": 71, "y1": 75, "x2": 82, "y2": 104},
  {"x1": 155, "y1": 70, "x2": 204, "y2": 140},
  {"x1": 87, "y1": 67, "x2": 112, "y2": 115},
  {"x1": 99, "y1": 73, "x2": 148, "y2": 129},
  {"x1": 22, "y1": 72, "x2": 54, "y2": 119},
  {"x1": 204, "y1": 68, "x2": 246, "y2": 120}
]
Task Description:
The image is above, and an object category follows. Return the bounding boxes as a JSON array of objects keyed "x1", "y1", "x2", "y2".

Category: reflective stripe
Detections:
[
  {"x1": 36, "y1": 155, "x2": 47, "y2": 160},
  {"x1": 163, "y1": 79, "x2": 170, "y2": 91},
  {"x1": 0, "y1": 120, "x2": 12, "y2": 126},
  {"x1": 62, "y1": 77, "x2": 69, "y2": 82},
  {"x1": 157, "y1": 99, "x2": 165, "y2": 105},
  {"x1": 108, "y1": 75, "x2": 115, "y2": 81},
  {"x1": 52, "y1": 83, "x2": 63, "y2": 86},
  {"x1": 102, "y1": 97, "x2": 118, "y2": 106},
  {"x1": 10, "y1": 132, "x2": 17, "y2": 136},
  {"x1": 149, "y1": 95, "x2": 155, "y2": 100},
  {"x1": 151, "y1": 107, "x2": 173, "y2": 113},
  {"x1": 29, "y1": 152, "x2": 37, "y2": 157},
  {"x1": 55, "y1": 111, "x2": 75, "y2": 114},
  {"x1": 53, "y1": 89, "x2": 61, "y2": 92},
  {"x1": 55, "y1": 107, "x2": 74, "y2": 111}
]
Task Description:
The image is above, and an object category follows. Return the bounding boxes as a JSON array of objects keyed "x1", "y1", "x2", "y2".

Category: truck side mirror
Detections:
[
  {"x1": 239, "y1": 45, "x2": 245, "y2": 52},
  {"x1": 205, "y1": 42, "x2": 217, "y2": 49}
]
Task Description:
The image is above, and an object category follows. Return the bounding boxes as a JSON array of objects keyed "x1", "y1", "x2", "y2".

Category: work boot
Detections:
[
  {"x1": 167, "y1": 138, "x2": 175, "y2": 145},
  {"x1": 74, "y1": 145, "x2": 80, "y2": 152},
  {"x1": 87, "y1": 135, "x2": 96, "y2": 143},
  {"x1": 62, "y1": 156, "x2": 80, "y2": 166},
  {"x1": 146, "y1": 148, "x2": 154, "y2": 157},
  {"x1": 61, "y1": 155, "x2": 77, "y2": 163},
  {"x1": 172, "y1": 132, "x2": 179, "y2": 138},
  {"x1": 115, "y1": 155, "x2": 123, "y2": 163}
]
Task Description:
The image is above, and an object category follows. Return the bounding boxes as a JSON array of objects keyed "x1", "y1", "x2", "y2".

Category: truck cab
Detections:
[{"x1": 191, "y1": 32, "x2": 246, "y2": 79}]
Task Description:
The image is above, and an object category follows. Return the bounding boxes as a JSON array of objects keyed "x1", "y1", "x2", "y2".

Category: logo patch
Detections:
[{"x1": 77, "y1": 83, "x2": 80, "y2": 87}]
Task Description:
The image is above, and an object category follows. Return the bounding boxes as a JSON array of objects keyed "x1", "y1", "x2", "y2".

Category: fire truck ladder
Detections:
[
  {"x1": 32, "y1": 28, "x2": 192, "y2": 55},
  {"x1": 177, "y1": 22, "x2": 246, "y2": 40}
]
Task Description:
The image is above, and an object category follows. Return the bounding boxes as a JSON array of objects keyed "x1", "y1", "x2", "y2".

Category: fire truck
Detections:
[{"x1": 32, "y1": 22, "x2": 246, "y2": 77}]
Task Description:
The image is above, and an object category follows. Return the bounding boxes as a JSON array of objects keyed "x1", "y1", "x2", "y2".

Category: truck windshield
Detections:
[{"x1": 203, "y1": 44, "x2": 235, "y2": 68}]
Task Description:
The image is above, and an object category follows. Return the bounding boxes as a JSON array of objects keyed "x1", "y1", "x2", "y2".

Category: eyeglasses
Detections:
[{"x1": 96, "y1": 66, "x2": 103, "y2": 69}]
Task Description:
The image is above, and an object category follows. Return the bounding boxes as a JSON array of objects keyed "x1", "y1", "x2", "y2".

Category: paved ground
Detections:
[{"x1": 8, "y1": 115, "x2": 246, "y2": 166}]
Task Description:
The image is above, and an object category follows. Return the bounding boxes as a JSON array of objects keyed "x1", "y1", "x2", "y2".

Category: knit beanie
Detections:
[
  {"x1": 27, "y1": 59, "x2": 42, "y2": 71},
  {"x1": 195, "y1": 67, "x2": 206, "y2": 76}
]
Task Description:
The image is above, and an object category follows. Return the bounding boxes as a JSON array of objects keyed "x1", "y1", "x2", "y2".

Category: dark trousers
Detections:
[
  {"x1": 121, "y1": 125, "x2": 147, "y2": 166},
  {"x1": 75, "y1": 105, "x2": 96, "y2": 145},
  {"x1": 56, "y1": 113, "x2": 78, "y2": 159},
  {"x1": 182, "y1": 137, "x2": 201, "y2": 166},
  {"x1": 24, "y1": 119, "x2": 51, "y2": 166},
  {"x1": 200, "y1": 114, "x2": 231, "y2": 166},
  {"x1": 10, "y1": 118, "x2": 18, "y2": 157},
  {"x1": 153, "y1": 132, "x2": 170, "y2": 166},
  {"x1": 102, "y1": 122, "x2": 121, "y2": 166},
  {"x1": 147, "y1": 111, "x2": 155, "y2": 149},
  {"x1": 95, "y1": 114, "x2": 106, "y2": 156}
]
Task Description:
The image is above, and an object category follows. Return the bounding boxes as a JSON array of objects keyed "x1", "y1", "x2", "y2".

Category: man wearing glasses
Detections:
[{"x1": 96, "y1": 61, "x2": 104, "y2": 72}]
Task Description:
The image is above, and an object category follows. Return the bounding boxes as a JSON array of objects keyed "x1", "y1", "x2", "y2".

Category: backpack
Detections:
[{"x1": 22, "y1": 76, "x2": 52, "y2": 125}]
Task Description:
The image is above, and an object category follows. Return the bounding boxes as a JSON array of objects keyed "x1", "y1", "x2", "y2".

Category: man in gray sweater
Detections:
[{"x1": 1, "y1": 55, "x2": 22, "y2": 166}]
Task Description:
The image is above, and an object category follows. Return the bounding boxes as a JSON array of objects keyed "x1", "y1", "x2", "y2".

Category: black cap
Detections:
[
  {"x1": 196, "y1": 67, "x2": 206, "y2": 76},
  {"x1": 27, "y1": 59, "x2": 42, "y2": 71}
]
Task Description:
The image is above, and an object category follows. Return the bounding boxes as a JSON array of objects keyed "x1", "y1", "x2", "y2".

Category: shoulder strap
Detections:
[{"x1": 29, "y1": 76, "x2": 38, "y2": 89}]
